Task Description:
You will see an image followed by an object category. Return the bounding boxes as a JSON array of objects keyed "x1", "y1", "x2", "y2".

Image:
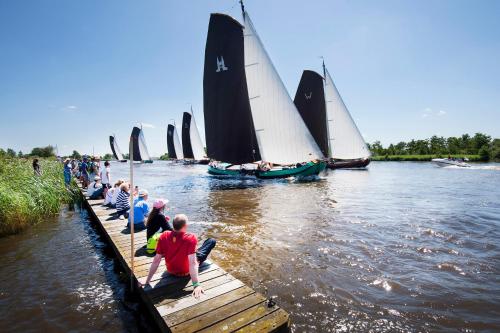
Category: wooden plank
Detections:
[
  {"x1": 236, "y1": 309, "x2": 290, "y2": 333},
  {"x1": 156, "y1": 279, "x2": 245, "y2": 317},
  {"x1": 196, "y1": 302, "x2": 279, "y2": 333},
  {"x1": 170, "y1": 292, "x2": 266, "y2": 332},
  {"x1": 164, "y1": 286, "x2": 255, "y2": 327}
]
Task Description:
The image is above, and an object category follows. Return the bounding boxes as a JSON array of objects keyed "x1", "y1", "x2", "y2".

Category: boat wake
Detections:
[{"x1": 443, "y1": 165, "x2": 500, "y2": 170}]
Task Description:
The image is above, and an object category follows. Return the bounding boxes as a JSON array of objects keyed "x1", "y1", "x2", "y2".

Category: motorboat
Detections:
[{"x1": 432, "y1": 158, "x2": 470, "y2": 168}]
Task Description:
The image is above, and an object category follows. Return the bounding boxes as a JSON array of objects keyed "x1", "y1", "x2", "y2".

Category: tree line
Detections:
[{"x1": 368, "y1": 133, "x2": 500, "y2": 161}]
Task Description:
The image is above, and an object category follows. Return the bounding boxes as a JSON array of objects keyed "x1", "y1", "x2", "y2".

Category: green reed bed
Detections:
[
  {"x1": 0, "y1": 158, "x2": 76, "y2": 236},
  {"x1": 371, "y1": 154, "x2": 481, "y2": 162}
]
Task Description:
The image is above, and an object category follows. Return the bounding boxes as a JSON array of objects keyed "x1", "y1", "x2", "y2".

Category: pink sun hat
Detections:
[{"x1": 153, "y1": 198, "x2": 169, "y2": 209}]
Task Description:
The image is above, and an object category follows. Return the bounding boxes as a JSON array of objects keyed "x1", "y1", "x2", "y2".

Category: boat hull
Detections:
[
  {"x1": 143, "y1": 160, "x2": 154, "y2": 164},
  {"x1": 255, "y1": 161, "x2": 326, "y2": 179},
  {"x1": 208, "y1": 165, "x2": 249, "y2": 176},
  {"x1": 327, "y1": 158, "x2": 370, "y2": 169}
]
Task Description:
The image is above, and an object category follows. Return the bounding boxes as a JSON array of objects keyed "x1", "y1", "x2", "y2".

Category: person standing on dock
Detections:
[
  {"x1": 140, "y1": 214, "x2": 216, "y2": 299},
  {"x1": 80, "y1": 157, "x2": 90, "y2": 188},
  {"x1": 63, "y1": 158, "x2": 72, "y2": 186},
  {"x1": 100, "y1": 161, "x2": 111, "y2": 197}
]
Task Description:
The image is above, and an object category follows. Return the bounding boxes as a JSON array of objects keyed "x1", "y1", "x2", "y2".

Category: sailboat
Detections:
[
  {"x1": 203, "y1": 3, "x2": 326, "y2": 178},
  {"x1": 294, "y1": 60, "x2": 371, "y2": 169},
  {"x1": 109, "y1": 135, "x2": 127, "y2": 162},
  {"x1": 130, "y1": 125, "x2": 153, "y2": 163},
  {"x1": 167, "y1": 123, "x2": 183, "y2": 160},
  {"x1": 182, "y1": 109, "x2": 209, "y2": 164}
]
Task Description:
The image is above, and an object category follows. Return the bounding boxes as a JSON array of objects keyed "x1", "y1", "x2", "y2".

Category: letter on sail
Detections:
[{"x1": 243, "y1": 13, "x2": 323, "y2": 164}]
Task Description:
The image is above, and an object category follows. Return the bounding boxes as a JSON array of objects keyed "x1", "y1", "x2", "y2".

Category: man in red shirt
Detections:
[{"x1": 140, "y1": 214, "x2": 216, "y2": 298}]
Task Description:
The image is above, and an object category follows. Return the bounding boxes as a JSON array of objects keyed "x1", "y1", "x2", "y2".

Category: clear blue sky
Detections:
[{"x1": 1, "y1": 0, "x2": 499, "y2": 156}]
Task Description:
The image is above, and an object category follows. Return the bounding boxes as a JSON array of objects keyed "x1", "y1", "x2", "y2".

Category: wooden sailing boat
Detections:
[
  {"x1": 203, "y1": 2, "x2": 326, "y2": 178},
  {"x1": 109, "y1": 134, "x2": 127, "y2": 162},
  {"x1": 182, "y1": 108, "x2": 209, "y2": 164},
  {"x1": 130, "y1": 125, "x2": 153, "y2": 163},
  {"x1": 167, "y1": 123, "x2": 183, "y2": 160},
  {"x1": 294, "y1": 60, "x2": 371, "y2": 169}
]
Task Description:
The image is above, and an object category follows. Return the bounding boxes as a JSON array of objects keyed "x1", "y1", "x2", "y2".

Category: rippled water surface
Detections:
[{"x1": 1, "y1": 161, "x2": 499, "y2": 332}]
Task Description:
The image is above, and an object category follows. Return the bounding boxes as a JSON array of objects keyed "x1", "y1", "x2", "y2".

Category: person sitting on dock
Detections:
[
  {"x1": 146, "y1": 198, "x2": 172, "y2": 239},
  {"x1": 140, "y1": 214, "x2": 216, "y2": 299},
  {"x1": 104, "y1": 179, "x2": 124, "y2": 207},
  {"x1": 86, "y1": 176, "x2": 104, "y2": 199},
  {"x1": 127, "y1": 189, "x2": 150, "y2": 231},
  {"x1": 144, "y1": 199, "x2": 172, "y2": 254},
  {"x1": 115, "y1": 182, "x2": 131, "y2": 219}
]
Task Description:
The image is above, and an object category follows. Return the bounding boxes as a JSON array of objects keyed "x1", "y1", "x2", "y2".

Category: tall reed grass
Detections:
[{"x1": 0, "y1": 158, "x2": 76, "y2": 236}]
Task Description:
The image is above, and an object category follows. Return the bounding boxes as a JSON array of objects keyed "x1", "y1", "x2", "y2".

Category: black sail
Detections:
[
  {"x1": 109, "y1": 136, "x2": 119, "y2": 160},
  {"x1": 167, "y1": 124, "x2": 177, "y2": 159},
  {"x1": 203, "y1": 13, "x2": 260, "y2": 164},
  {"x1": 182, "y1": 112, "x2": 194, "y2": 159},
  {"x1": 294, "y1": 70, "x2": 329, "y2": 157},
  {"x1": 130, "y1": 126, "x2": 142, "y2": 161}
]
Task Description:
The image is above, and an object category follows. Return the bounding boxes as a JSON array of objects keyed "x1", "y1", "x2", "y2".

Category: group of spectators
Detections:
[{"x1": 63, "y1": 156, "x2": 216, "y2": 299}]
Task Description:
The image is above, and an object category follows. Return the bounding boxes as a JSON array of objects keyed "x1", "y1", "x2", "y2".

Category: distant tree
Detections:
[
  {"x1": 478, "y1": 144, "x2": 491, "y2": 161},
  {"x1": 446, "y1": 137, "x2": 460, "y2": 154},
  {"x1": 17, "y1": 151, "x2": 23, "y2": 158},
  {"x1": 122, "y1": 153, "x2": 130, "y2": 159},
  {"x1": 471, "y1": 133, "x2": 491, "y2": 152},
  {"x1": 429, "y1": 136, "x2": 446, "y2": 154},
  {"x1": 159, "y1": 153, "x2": 169, "y2": 160},
  {"x1": 394, "y1": 142, "x2": 407, "y2": 155},
  {"x1": 6, "y1": 148, "x2": 16, "y2": 158},
  {"x1": 71, "y1": 150, "x2": 82, "y2": 159},
  {"x1": 370, "y1": 141, "x2": 384, "y2": 156},
  {"x1": 491, "y1": 139, "x2": 500, "y2": 161},
  {"x1": 103, "y1": 153, "x2": 114, "y2": 160},
  {"x1": 0, "y1": 149, "x2": 5, "y2": 157},
  {"x1": 30, "y1": 145, "x2": 55, "y2": 158}
]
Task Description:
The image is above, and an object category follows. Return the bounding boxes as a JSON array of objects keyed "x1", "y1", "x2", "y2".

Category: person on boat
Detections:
[
  {"x1": 258, "y1": 161, "x2": 271, "y2": 171},
  {"x1": 140, "y1": 214, "x2": 216, "y2": 299},
  {"x1": 116, "y1": 182, "x2": 131, "y2": 219},
  {"x1": 145, "y1": 199, "x2": 172, "y2": 240},
  {"x1": 33, "y1": 158, "x2": 41, "y2": 176},
  {"x1": 63, "y1": 158, "x2": 72, "y2": 186},
  {"x1": 127, "y1": 189, "x2": 150, "y2": 231},
  {"x1": 87, "y1": 176, "x2": 104, "y2": 199},
  {"x1": 100, "y1": 161, "x2": 111, "y2": 197}
]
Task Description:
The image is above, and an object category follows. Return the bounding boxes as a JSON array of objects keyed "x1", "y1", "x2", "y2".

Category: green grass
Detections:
[
  {"x1": 0, "y1": 157, "x2": 77, "y2": 236},
  {"x1": 371, "y1": 154, "x2": 482, "y2": 161}
]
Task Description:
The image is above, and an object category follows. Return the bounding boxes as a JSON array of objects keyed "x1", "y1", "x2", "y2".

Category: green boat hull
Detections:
[
  {"x1": 255, "y1": 161, "x2": 326, "y2": 179},
  {"x1": 208, "y1": 165, "x2": 244, "y2": 176}
]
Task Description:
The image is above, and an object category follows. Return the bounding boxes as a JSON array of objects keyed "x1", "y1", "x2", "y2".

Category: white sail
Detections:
[
  {"x1": 139, "y1": 128, "x2": 151, "y2": 161},
  {"x1": 324, "y1": 68, "x2": 370, "y2": 160},
  {"x1": 173, "y1": 125, "x2": 184, "y2": 159},
  {"x1": 189, "y1": 110, "x2": 206, "y2": 160},
  {"x1": 113, "y1": 135, "x2": 124, "y2": 160},
  {"x1": 243, "y1": 12, "x2": 323, "y2": 164}
]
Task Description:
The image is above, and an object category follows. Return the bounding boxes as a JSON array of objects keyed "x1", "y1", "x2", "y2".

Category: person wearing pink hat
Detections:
[{"x1": 145, "y1": 198, "x2": 172, "y2": 240}]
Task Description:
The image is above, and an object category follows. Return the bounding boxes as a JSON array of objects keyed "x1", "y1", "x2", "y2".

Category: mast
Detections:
[{"x1": 322, "y1": 58, "x2": 332, "y2": 157}]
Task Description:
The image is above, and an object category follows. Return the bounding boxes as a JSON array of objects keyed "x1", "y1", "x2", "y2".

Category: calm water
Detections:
[{"x1": 1, "y1": 161, "x2": 499, "y2": 332}]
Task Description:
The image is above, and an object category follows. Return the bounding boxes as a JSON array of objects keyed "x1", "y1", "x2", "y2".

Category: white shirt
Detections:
[
  {"x1": 100, "y1": 167, "x2": 111, "y2": 184},
  {"x1": 111, "y1": 188, "x2": 121, "y2": 205},
  {"x1": 87, "y1": 181, "x2": 103, "y2": 196},
  {"x1": 104, "y1": 187, "x2": 115, "y2": 204}
]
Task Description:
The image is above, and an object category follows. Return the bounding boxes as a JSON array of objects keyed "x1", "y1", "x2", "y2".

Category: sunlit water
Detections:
[{"x1": 1, "y1": 161, "x2": 499, "y2": 332}]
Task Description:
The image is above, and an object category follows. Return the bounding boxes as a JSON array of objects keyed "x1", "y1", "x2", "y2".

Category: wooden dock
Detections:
[{"x1": 77, "y1": 181, "x2": 290, "y2": 333}]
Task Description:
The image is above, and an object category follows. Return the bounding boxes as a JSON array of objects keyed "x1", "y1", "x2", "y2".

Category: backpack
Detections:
[{"x1": 146, "y1": 232, "x2": 162, "y2": 254}]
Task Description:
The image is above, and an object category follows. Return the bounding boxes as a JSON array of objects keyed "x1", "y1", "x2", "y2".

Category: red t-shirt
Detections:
[{"x1": 156, "y1": 231, "x2": 197, "y2": 276}]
